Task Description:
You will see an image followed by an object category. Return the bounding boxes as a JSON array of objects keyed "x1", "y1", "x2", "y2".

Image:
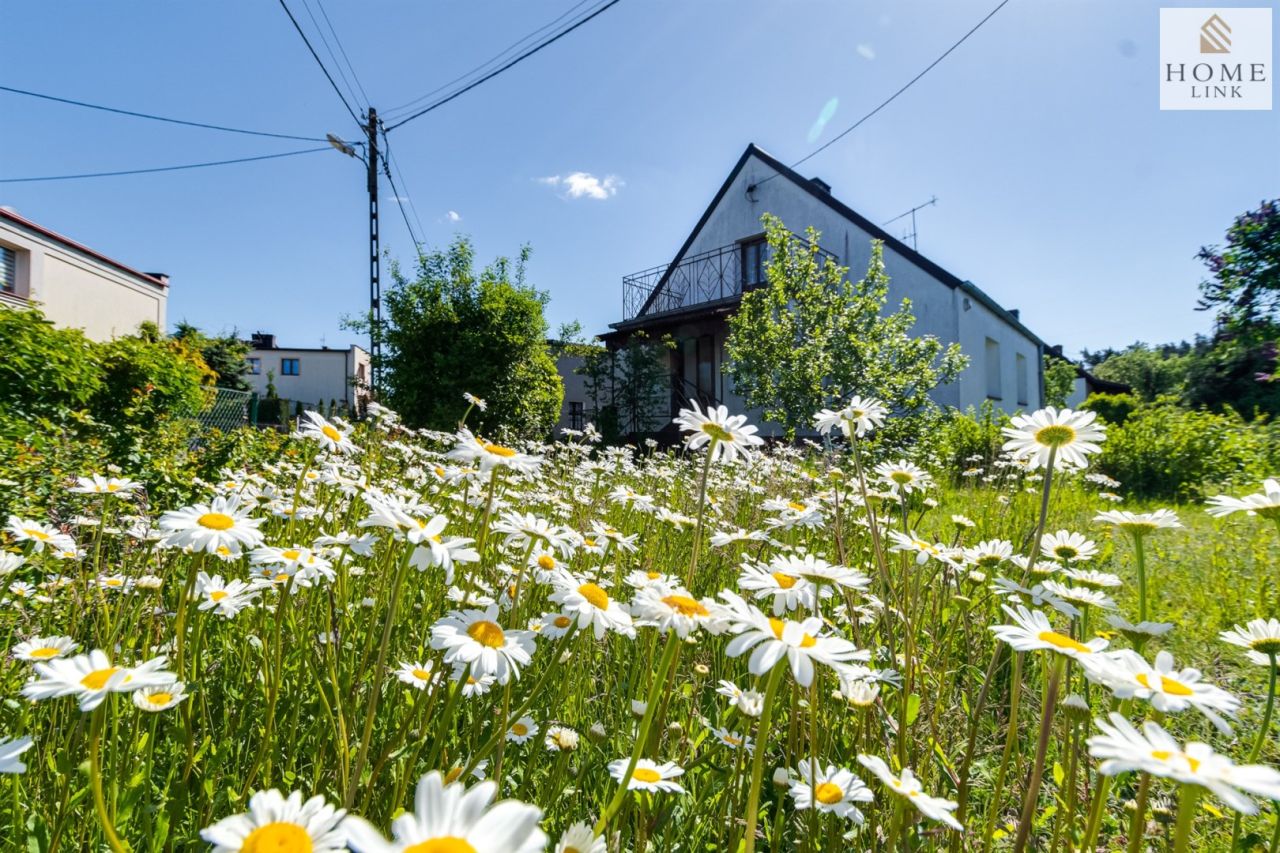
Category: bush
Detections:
[
  {"x1": 1095, "y1": 401, "x2": 1279, "y2": 500},
  {"x1": 931, "y1": 402, "x2": 1010, "y2": 478},
  {"x1": 1081, "y1": 392, "x2": 1141, "y2": 425},
  {"x1": 0, "y1": 308, "x2": 102, "y2": 420}
]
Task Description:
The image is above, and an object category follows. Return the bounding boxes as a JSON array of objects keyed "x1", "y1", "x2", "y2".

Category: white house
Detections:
[
  {"x1": 600, "y1": 144, "x2": 1046, "y2": 434},
  {"x1": 0, "y1": 207, "x2": 168, "y2": 340},
  {"x1": 244, "y1": 333, "x2": 370, "y2": 415}
]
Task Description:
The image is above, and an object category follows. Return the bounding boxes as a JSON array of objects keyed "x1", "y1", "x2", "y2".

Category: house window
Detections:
[
  {"x1": 246, "y1": 357, "x2": 261, "y2": 375},
  {"x1": 568, "y1": 401, "x2": 585, "y2": 431},
  {"x1": 281, "y1": 358, "x2": 301, "y2": 376},
  {"x1": 741, "y1": 237, "x2": 767, "y2": 288},
  {"x1": 1016, "y1": 353, "x2": 1029, "y2": 406},
  {"x1": 0, "y1": 246, "x2": 15, "y2": 294},
  {"x1": 985, "y1": 338, "x2": 1002, "y2": 400}
]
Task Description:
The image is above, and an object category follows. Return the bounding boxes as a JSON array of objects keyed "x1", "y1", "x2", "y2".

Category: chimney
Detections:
[
  {"x1": 810, "y1": 177, "x2": 831, "y2": 193},
  {"x1": 1009, "y1": 309, "x2": 1020, "y2": 320},
  {"x1": 251, "y1": 332, "x2": 277, "y2": 350},
  {"x1": 145, "y1": 272, "x2": 169, "y2": 286}
]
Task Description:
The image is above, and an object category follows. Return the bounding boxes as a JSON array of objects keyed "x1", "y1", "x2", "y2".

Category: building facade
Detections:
[
  {"x1": 244, "y1": 333, "x2": 370, "y2": 415},
  {"x1": 601, "y1": 145, "x2": 1046, "y2": 435},
  {"x1": 0, "y1": 207, "x2": 168, "y2": 340}
]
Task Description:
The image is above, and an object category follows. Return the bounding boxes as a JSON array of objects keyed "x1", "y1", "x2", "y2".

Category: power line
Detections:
[
  {"x1": 299, "y1": 0, "x2": 366, "y2": 114},
  {"x1": 0, "y1": 84, "x2": 328, "y2": 142},
  {"x1": 378, "y1": 136, "x2": 424, "y2": 251},
  {"x1": 313, "y1": 0, "x2": 371, "y2": 107},
  {"x1": 277, "y1": 0, "x2": 363, "y2": 127},
  {"x1": 382, "y1": 132, "x2": 428, "y2": 245},
  {"x1": 752, "y1": 0, "x2": 1012, "y2": 189},
  {"x1": 384, "y1": 0, "x2": 624, "y2": 132},
  {"x1": 382, "y1": 0, "x2": 597, "y2": 119},
  {"x1": 0, "y1": 146, "x2": 331, "y2": 183}
]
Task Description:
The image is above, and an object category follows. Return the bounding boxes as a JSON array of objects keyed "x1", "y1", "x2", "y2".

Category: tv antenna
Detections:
[{"x1": 882, "y1": 195, "x2": 937, "y2": 252}]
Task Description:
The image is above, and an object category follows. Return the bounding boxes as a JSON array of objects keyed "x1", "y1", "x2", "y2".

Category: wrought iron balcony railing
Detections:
[{"x1": 621, "y1": 236, "x2": 836, "y2": 321}]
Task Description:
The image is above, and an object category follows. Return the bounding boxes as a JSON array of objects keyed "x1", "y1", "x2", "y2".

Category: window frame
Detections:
[
  {"x1": 984, "y1": 337, "x2": 1002, "y2": 401},
  {"x1": 281, "y1": 357, "x2": 301, "y2": 376},
  {"x1": 246, "y1": 357, "x2": 262, "y2": 375}
]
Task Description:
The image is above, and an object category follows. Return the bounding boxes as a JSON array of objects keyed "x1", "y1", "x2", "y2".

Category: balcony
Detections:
[{"x1": 621, "y1": 236, "x2": 836, "y2": 322}]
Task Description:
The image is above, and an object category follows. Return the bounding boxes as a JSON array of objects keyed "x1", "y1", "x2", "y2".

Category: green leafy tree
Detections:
[
  {"x1": 350, "y1": 236, "x2": 562, "y2": 438},
  {"x1": 725, "y1": 215, "x2": 967, "y2": 438},
  {"x1": 172, "y1": 322, "x2": 252, "y2": 391},
  {"x1": 1042, "y1": 354, "x2": 1077, "y2": 408},
  {"x1": 1197, "y1": 199, "x2": 1280, "y2": 337},
  {"x1": 1090, "y1": 343, "x2": 1189, "y2": 401}
]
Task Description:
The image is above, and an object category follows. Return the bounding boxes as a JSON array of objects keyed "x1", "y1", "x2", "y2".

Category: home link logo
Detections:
[
  {"x1": 1160, "y1": 8, "x2": 1272, "y2": 110},
  {"x1": 1200, "y1": 13, "x2": 1231, "y2": 53}
]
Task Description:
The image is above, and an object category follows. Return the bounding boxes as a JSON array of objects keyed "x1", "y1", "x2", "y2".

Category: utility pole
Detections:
[{"x1": 366, "y1": 107, "x2": 381, "y2": 395}]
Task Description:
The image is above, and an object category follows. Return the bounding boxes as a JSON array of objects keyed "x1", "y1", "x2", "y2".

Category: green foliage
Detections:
[
  {"x1": 1042, "y1": 355, "x2": 1076, "y2": 409},
  {"x1": 1081, "y1": 392, "x2": 1141, "y2": 425},
  {"x1": 578, "y1": 332, "x2": 674, "y2": 438},
  {"x1": 1197, "y1": 198, "x2": 1280, "y2": 335},
  {"x1": 172, "y1": 322, "x2": 252, "y2": 391},
  {"x1": 1093, "y1": 400, "x2": 1279, "y2": 500},
  {"x1": 1089, "y1": 343, "x2": 1188, "y2": 401},
  {"x1": 725, "y1": 216, "x2": 967, "y2": 438},
  {"x1": 932, "y1": 401, "x2": 1010, "y2": 477},
  {"x1": 0, "y1": 307, "x2": 102, "y2": 419},
  {"x1": 353, "y1": 236, "x2": 563, "y2": 439},
  {"x1": 92, "y1": 329, "x2": 212, "y2": 439},
  {"x1": 1182, "y1": 333, "x2": 1280, "y2": 417}
]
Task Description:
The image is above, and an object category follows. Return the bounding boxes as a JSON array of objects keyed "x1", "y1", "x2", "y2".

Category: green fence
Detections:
[{"x1": 196, "y1": 387, "x2": 254, "y2": 431}]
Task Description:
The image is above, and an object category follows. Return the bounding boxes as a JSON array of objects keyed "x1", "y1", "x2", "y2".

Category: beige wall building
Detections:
[
  {"x1": 0, "y1": 208, "x2": 168, "y2": 340},
  {"x1": 244, "y1": 333, "x2": 370, "y2": 415}
]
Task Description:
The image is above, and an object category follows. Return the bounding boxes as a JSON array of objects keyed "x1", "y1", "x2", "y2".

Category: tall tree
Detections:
[
  {"x1": 352, "y1": 236, "x2": 562, "y2": 438},
  {"x1": 725, "y1": 215, "x2": 967, "y2": 438},
  {"x1": 1197, "y1": 199, "x2": 1280, "y2": 337},
  {"x1": 172, "y1": 322, "x2": 251, "y2": 391}
]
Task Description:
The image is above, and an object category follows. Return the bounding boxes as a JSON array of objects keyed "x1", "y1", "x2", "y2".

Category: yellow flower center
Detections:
[
  {"x1": 815, "y1": 781, "x2": 844, "y2": 804},
  {"x1": 889, "y1": 471, "x2": 914, "y2": 485},
  {"x1": 281, "y1": 549, "x2": 301, "y2": 561},
  {"x1": 512, "y1": 722, "x2": 529, "y2": 736},
  {"x1": 104, "y1": 578, "x2": 123, "y2": 587},
  {"x1": 482, "y1": 442, "x2": 517, "y2": 458},
  {"x1": 466, "y1": 620, "x2": 506, "y2": 648},
  {"x1": 700, "y1": 422, "x2": 734, "y2": 443},
  {"x1": 578, "y1": 582, "x2": 610, "y2": 610},
  {"x1": 146, "y1": 692, "x2": 173, "y2": 706},
  {"x1": 772, "y1": 572, "x2": 799, "y2": 589},
  {"x1": 1252, "y1": 638, "x2": 1280, "y2": 655},
  {"x1": 411, "y1": 668, "x2": 432, "y2": 681},
  {"x1": 1137, "y1": 673, "x2": 1194, "y2": 696},
  {"x1": 662, "y1": 594, "x2": 709, "y2": 616},
  {"x1": 1036, "y1": 631, "x2": 1092, "y2": 654},
  {"x1": 107, "y1": 483, "x2": 120, "y2": 491},
  {"x1": 209, "y1": 590, "x2": 229, "y2": 602},
  {"x1": 1152, "y1": 750, "x2": 1201, "y2": 773},
  {"x1": 769, "y1": 617, "x2": 816, "y2": 648},
  {"x1": 321, "y1": 425, "x2": 342, "y2": 442},
  {"x1": 537, "y1": 555, "x2": 557, "y2": 570},
  {"x1": 27, "y1": 646, "x2": 62, "y2": 659},
  {"x1": 197, "y1": 513, "x2": 235, "y2": 531},
  {"x1": 80, "y1": 667, "x2": 120, "y2": 691},
  {"x1": 633, "y1": 767, "x2": 662, "y2": 783},
  {"x1": 404, "y1": 839, "x2": 477, "y2": 853},
  {"x1": 646, "y1": 571, "x2": 661, "y2": 580},
  {"x1": 1034, "y1": 424, "x2": 1076, "y2": 448},
  {"x1": 553, "y1": 615, "x2": 572, "y2": 629},
  {"x1": 724, "y1": 735, "x2": 742, "y2": 746},
  {"x1": 241, "y1": 821, "x2": 314, "y2": 853},
  {"x1": 443, "y1": 767, "x2": 463, "y2": 784},
  {"x1": 24, "y1": 529, "x2": 49, "y2": 541},
  {"x1": 787, "y1": 501, "x2": 807, "y2": 512}
]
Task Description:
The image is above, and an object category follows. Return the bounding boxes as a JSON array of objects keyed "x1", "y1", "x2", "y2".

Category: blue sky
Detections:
[{"x1": 3, "y1": 0, "x2": 1277, "y2": 358}]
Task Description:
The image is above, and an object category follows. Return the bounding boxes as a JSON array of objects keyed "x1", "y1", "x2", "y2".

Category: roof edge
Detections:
[{"x1": 0, "y1": 208, "x2": 169, "y2": 290}]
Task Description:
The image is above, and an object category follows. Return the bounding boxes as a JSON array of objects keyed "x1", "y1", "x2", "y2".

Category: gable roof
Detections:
[
  {"x1": 0, "y1": 208, "x2": 168, "y2": 290},
  {"x1": 618, "y1": 143, "x2": 1043, "y2": 348}
]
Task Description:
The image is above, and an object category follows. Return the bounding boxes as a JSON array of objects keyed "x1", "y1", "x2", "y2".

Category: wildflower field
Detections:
[{"x1": 1, "y1": 399, "x2": 1278, "y2": 852}]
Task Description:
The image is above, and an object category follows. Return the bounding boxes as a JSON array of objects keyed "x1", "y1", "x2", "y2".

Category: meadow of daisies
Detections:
[{"x1": 0, "y1": 397, "x2": 1278, "y2": 852}]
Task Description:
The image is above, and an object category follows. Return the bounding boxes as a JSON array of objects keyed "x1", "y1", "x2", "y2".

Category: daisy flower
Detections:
[
  {"x1": 195, "y1": 573, "x2": 260, "y2": 618},
  {"x1": 716, "y1": 680, "x2": 765, "y2": 717},
  {"x1": 963, "y1": 539, "x2": 1014, "y2": 571},
  {"x1": 873, "y1": 459, "x2": 932, "y2": 495},
  {"x1": 0, "y1": 736, "x2": 33, "y2": 773},
  {"x1": 857, "y1": 754, "x2": 962, "y2": 830},
  {"x1": 789, "y1": 759, "x2": 874, "y2": 822},
  {"x1": 507, "y1": 716, "x2": 538, "y2": 744},
  {"x1": 990, "y1": 604, "x2": 1108, "y2": 662},
  {"x1": 201, "y1": 789, "x2": 347, "y2": 852},
  {"x1": 158, "y1": 496, "x2": 265, "y2": 555},
  {"x1": 738, "y1": 561, "x2": 819, "y2": 614},
  {"x1": 430, "y1": 606, "x2": 536, "y2": 685},
  {"x1": 769, "y1": 553, "x2": 869, "y2": 593},
  {"x1": 1207, "y1": 479, "x2": 1280, "y2": 520},
  {"x1": 132, "y1": 682, "x2": 188, "y2": 712},
  {"x1": 446, "y1": 428, "x2": 543, "y2": 475},
  {"x1": 813, "y1": 396, "x2": 889, "y2": 439},
  {"x1": 721, "y1": 594, "x2": 870, "y2": 688},
  {"x1": 12, "y1": 635, "x2": 78, "y2": 662},
  {"x1": 396, "y1": 662, "x2": 439, "y2": 691},
  {"x1": 1040, "y1": 530, "x2": 1098, "y2": 563},
  {"x1": 1091, "y1": 650, "x2": 1239, "y2": 732},
  {"x1": 548, "y1": 575, "x2": 634, "y2": 640},
  {"x1": 710, "y1": 527, "x2": 769, "y2": 548},
  {"x1": 709, "y1": 725, "x2": 754, "y2": 751},
  {"x1": 1221, "y1": 618, "x2": 1280, "y2": 666},
  {"x1": 673, "y1": 402, "x2": 763, "y2": 464},
  {"x1": 22, "y1": 650, "x2": 176, "y2": 711},
  {"x1": 555, "y1": 821, "x2": 605, "y2": 853},
  {"x1": 629, "y1": 582, "x2": 724, "y2": 638},
  {"x1": 1094, "y1": 509, "x2": 1182, "y2": 536},
  {"x1": 5, "y1": 517, "x2": 75, "y2": 553},
  {"x1": 70, "y1": 475, "x2": 141, "y2": 496},
  {"x1": 544, "y1": 726, "x2": 580, "y2": 752},
  {"x1": 887, "y1": 531, "x2": 944, "y2": 565},
  {"x1": 1088, "y1": 713, "x2": 1280, "y2": 815},
  {"x1": 608, "y1": 758, "x2": 686, "y2": 794},
  {"x1": 1001, "y1": 406, "x2": 1106, "y2": 470}
]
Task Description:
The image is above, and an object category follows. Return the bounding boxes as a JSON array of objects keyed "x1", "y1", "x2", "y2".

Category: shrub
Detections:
[
  {"x1": 0, "y1": 308, "x2": 102, "y2": 420},
  {"x1": 1081, "y1": 392, "x2": 1141, "y2": 425},
  {"x1": 931, "y1": 402, "x2": 1010, "y2": 477}
]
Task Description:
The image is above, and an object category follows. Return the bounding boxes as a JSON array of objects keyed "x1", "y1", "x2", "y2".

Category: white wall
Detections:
[
  {"x1": 245, "y1": 347, "x2": 367, "y2": 410},
  {"x1": 0, "y1": 216, "x2": 167, "y2": 341},
  {"x1": 555, "y1": 353, "x2": 592, "y2": 432}
]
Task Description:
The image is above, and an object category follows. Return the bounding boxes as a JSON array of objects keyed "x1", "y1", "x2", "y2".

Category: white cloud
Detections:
[
  {"x1": 446, "y1": 210, "x2": 461, "y2": 222},
  {"x1": 538, "y1": 171, "x2": 622, "y2": 200},
  {"x1": 856, "y1": 43, "x2": 876, "y2": 60}
]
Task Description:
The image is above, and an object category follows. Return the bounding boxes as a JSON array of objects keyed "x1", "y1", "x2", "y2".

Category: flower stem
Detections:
[
  {"x1": 1172, "y1": 785, "x2": 1200, "y2": 853},
  {"x1": 1012, "y1": 654, "x2": 1063, "y2": 853},
  {"x1": 89, "y1": 706, "x2": 128, "y2": 853},
  {"x1": 685, "y1": 442, "x2": 716, "y2": 588},
  {"x1": 1133, "y1": 532, "x2": 1148, "y2": 623},
  {"x1": 742, "y1": 661, "x2": 787, "y2": 853}
]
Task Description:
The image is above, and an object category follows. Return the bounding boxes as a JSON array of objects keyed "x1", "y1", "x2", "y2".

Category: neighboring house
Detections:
[
  {"x1": 0, "y1": 207, "x2": 168, "y2": 340},
  {"x1": 1064, "y1": 367, "x2": 1132, "y2": 408},
  {"x1": 600, "y1": 144, "x2": 1047, "y2": 436},
  {"x1": 244, "y1": 333, "x2": 370, "y2": 414},
  {"x1": 553, "y1": 347, "x2": 593, "y2": 434}
]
